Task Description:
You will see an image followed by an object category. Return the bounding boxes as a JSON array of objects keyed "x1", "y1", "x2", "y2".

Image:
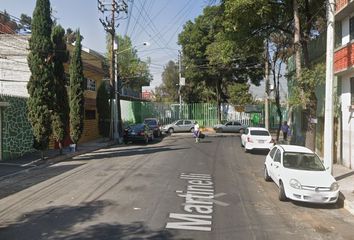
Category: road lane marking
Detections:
[{"x1": 165, "y1": 173, "x2": 229, "y2": 232}]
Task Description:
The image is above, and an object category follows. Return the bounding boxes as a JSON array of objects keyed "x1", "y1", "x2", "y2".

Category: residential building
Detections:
[
  {"x1": 334, "y1": 0, "x2": 354, "y2": 169},
  {"x1": 0, "y1": 34, "x2": 107, "y2": 159}
]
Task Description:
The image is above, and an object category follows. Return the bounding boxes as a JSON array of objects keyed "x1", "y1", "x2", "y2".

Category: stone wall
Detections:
[{"x1": 1, "y1": 95, "x2": 34, "y2": 160}]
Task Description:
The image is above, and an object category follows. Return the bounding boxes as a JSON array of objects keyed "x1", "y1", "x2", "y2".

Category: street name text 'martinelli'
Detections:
[{"x1": 166, "y1": 173, "x2": 214, "y2": 231}]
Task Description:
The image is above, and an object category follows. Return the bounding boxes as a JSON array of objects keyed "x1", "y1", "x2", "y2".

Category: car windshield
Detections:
[
  {"x1": 250, "y1": 130, "x2": 269, "y2": 136},
  {"x1": 144, "y1": 119, "x2": 157, "y2": 125},
  {"x1": 282, "y1": 152, "x2": 326, "y2": 171},
  {"x1": 130, "y1": 124, "x2": 144, "y2": 131}
]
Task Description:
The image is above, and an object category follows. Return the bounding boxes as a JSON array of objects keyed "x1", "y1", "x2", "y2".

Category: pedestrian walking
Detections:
[
  {"x1": 194, "y1": 121, "x2": 200, "y2": 143},
  {"x1": 281, "y1": 121, "x2": 290, "y2": 141}
]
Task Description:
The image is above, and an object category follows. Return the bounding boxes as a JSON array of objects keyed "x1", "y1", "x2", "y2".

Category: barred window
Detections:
[{"x1": 86, "y1": 78, "x2": 96, "y2": 91}]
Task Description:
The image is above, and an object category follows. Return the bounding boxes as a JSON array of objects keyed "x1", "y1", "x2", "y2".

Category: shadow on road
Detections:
[
  {"x1": 73, "y1": 145, "x2": 189, "y2": 162},
  {"x1": 0, "y1": 200, "x2": 189, "y2": 240},
  {"x1": 0, "y1": 163, "x2": 84, "y2": 200}
]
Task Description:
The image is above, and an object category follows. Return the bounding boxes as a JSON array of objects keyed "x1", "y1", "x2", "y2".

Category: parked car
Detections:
[
  {"x1": 123, "y1": 123, "x2": 154, "y2": 144},
  {"x1": 240, "y1": 127, "x2": 274, "y2": 152},
  {"x1": 144, "y1": 118, "x2": 161, "y2": 137},
  {"x1": 161, "y1": 119, "x2": 195, "y2": 133},
  {"x1": 264, "y1": 145, "x2": 339, "y2": 204},
  {"x1": 213, "y1": 121, "x2": 247, "y2": 133}
]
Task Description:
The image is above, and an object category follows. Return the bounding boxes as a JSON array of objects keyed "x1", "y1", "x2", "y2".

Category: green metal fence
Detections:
[{"x1": 120, "y1": 100, "x2": 287, "y2": 129}]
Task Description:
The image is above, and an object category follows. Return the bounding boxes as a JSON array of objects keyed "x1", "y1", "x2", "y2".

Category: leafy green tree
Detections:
[
  {"x1": 223, "y1": 0, "x2": 326, "y2": 150},
  {"x1": 154, "y1": 60, "x2": 179, "y2": 102},
  {"x1": 96, "y1": 81, "x2": 111, "y2": 137},
  {"x1": 178, "y1": 5, "x2": 263, "y2": 122},
  {"x1": 19, "y1": 14, "x2": 32, "y2": 28},
  {"x1": 116, "y1": 35, "x2": 152, "y2": 91},
  {"x1": 69, "y1": 30, "x2": 85, "y2": 145},
  {"x1": 27, "y1": 0, "x2": 54, "y2": 156},
  {"x1": 51, "y1": 24, "x2": 69, "y2": 154},
  {"x1": 228, "y1": 83, "x2": 253, "y2": 107}
]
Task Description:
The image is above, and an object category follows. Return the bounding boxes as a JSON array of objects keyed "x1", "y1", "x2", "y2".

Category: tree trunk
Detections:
[
  {"x1": 302, "y1": 0, "x2": 317, "y2": 151},
  {"x1": 294, "y1": 0, "x2": 301, "y2": 80}
]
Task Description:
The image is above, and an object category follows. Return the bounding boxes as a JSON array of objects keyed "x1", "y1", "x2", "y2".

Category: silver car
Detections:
[
  {"x1": 162, "y1": 119, "x2": 195, "y2": 133},
  {"x1": 213, "y1": 121, "x2": 247, "y2": 133}
]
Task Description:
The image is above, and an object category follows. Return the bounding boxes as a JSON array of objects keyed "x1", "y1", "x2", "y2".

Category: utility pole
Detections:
[
  {"x1": 264, "y1": 39, "x2": 270, "y2": 130},
  {"x1": 98, "y1": 0, "x2": 127, "y2": 142},
  {"x1": 178, "y1": 50, "x2": 182, "y2": 119},
  {"x1": 324, "y1": 0, "x2": 335, "y2": 174}
]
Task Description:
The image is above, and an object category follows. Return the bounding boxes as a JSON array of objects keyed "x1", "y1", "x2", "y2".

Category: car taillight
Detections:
[
  {"x1": 270, "y1": 138, "x2": 275, "y2": 143},
  {"x1": 247, "y1": 137, "x2": 253, "y2": 143}
]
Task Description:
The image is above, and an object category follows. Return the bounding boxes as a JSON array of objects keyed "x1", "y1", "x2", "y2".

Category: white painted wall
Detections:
[
  {"x1": 340, "y1": 73, "x2": 354, "y2": 169},
  {"x1": 0, "y1": 35, "x2": 30, "y2": 97}
]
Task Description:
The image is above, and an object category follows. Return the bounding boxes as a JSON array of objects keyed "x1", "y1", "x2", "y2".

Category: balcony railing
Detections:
[
  {"x1": 336, "y1": 0, "x2": 354, "y2": 21},
  {"x1": 336, "y1": 0, "x2": 348, "y2": 12}
]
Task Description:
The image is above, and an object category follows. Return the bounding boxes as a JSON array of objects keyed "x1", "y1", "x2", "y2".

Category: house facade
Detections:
[
  {"x1": 0, "y1": 34, "x2": 106, "y2": 160},
  {"x1": 334, "y1": 0, "x2": 354, "y2": 169}
]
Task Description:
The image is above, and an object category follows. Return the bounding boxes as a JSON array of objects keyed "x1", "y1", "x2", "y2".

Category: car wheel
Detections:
[
  {"x1": 168, "y1": 128, "x2": 174, "y2": 134},
  {"x1": 278, "y1": 181, "x2": 287, "y2": 201},
  {"x1": 264, "y1": 166, "x2": 271, "y2": 182},
  {"x1": 239, "y1": 128, "x2": 244, "y2": 134},
  {"x1": 190, "y1": 128, "x2": 194, "y2": 133}
]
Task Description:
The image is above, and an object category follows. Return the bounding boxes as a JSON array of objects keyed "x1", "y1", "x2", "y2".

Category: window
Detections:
[
  {"x1": 273, "y1": 150, "x2": 281, "y2": 163},
  {"x1": 85, "y1": 110, "x2": 96, "y2": 120},
  {"x1": 350, "y1": 17, "x2": 354, "y2": 40},
  {"x1": 176, "y1": 120, "x2": 183, "y2": 125},
  {"x1": 235, "y1": 122, "x2": 241, "y2": 126},
  {"x1": 185, "y1": 120, "x2": 192, "y2": 125},
  {"x1": 351, "y1": 77, "x2": 354, "y2": 105},
  {"x1": 226, "y1": 122, "x2": 232, "y2": 126},
  {"x1": 250, "y1": 130, "x2": 270, "y2": 136},
  {"x1": 86, "y1": 78, "x2": 96, "y2": 91},
  {"x1": 269, "y1": 147, "x2": 277, "y2": 158}
]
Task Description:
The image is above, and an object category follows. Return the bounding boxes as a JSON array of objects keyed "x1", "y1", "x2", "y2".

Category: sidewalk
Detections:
[
  {"x1": 333, "y1": 164, "x2": 354, "y2": 215},
  {"x1": 0, "y1": 138, "x2": 116, "y2": 180}
]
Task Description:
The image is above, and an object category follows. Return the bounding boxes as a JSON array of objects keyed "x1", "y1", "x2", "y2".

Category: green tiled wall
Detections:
[{"x1": 1, "y1": 95, "x2": 34, "y2": 160}]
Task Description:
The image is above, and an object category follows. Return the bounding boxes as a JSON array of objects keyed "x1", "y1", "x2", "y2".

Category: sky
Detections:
[{"x1": 1, "y1": 0, "x2": 284, "y2": 98}]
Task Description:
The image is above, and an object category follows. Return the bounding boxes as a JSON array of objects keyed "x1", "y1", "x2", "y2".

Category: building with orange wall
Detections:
[{"x1": 59, "y1": 44, "x2": 107, "y2": 147}]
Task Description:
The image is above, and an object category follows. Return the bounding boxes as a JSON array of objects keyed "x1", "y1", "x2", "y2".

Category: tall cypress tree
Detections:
[
  {"x1": 51, "y1": 25, "x2": 69, "y2": 154},
  {"x1": 69, "y1": 30, "x2": 85, "y2": 145},
  {"x1": 27, "y1": 0, "x2": 54, "y2": 155}
]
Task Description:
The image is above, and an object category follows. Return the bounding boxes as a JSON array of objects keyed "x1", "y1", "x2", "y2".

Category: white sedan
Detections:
[
  {"x1": 264, "y1": 145, "x2": 339, "y2": 204},
  {"x1": 240, "y1": 127, "x2": 274, "y2": 152}
]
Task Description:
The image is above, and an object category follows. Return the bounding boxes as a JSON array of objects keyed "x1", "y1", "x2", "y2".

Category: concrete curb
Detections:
[{"x1": 338, "y1": 192, "x2": 354, "y2": 215}]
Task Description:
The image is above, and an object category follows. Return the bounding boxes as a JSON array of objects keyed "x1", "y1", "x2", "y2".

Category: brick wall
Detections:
[
  {"x1": 334, "y1": 43, "x2": 354, "y2": 72},
  {"x1": 336, "y1": 0, "x2": 348, "y2": 12}
]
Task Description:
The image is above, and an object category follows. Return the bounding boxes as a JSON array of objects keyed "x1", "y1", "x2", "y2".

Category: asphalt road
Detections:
[{"x1": 0, "y1": 133, "x2": 354, "y2": 240}]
